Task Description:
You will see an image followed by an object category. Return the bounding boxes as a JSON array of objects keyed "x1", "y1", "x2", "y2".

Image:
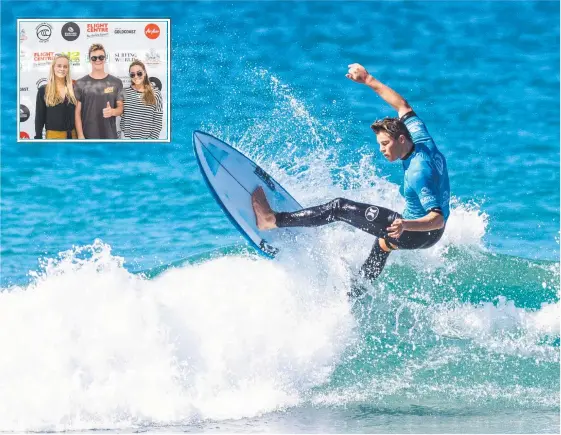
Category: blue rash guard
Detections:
[
  {"x1": 272, "y1": 110, "x2": 450, "y2": 287},
  {"x1": 401, "y1": 112, "x2": 450, "y2": 221}
]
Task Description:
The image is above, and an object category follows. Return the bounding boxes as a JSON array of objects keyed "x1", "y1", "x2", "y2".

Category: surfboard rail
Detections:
[{"x1": 193, "y1": 130, "x2": 302, "y2": 258}]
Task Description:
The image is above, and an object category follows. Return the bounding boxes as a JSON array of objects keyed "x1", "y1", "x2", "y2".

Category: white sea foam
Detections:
[
  {"x1": 0, "y1": 240, "x2": 355, "y2": 431},
  {"x1": 431, "y1": 297, "x2": 560, "y2": 360},
  {"x1": 311, "y1": 295, "x2": 560, "y2": 410}
]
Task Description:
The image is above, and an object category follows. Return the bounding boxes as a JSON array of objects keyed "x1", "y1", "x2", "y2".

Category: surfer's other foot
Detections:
[{"x1": 252, "y1": 186, "x2": 277, "y2": 230}]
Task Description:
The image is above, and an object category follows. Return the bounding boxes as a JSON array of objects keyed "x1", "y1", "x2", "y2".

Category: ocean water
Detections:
[{"x1": 1, "y1": 1, "x2": 559, "y2": 433}]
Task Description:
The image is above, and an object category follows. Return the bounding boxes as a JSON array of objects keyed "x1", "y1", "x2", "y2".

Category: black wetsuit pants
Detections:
[{"x1": 275, "y1": 197, "x2": 444, "y2": 283}]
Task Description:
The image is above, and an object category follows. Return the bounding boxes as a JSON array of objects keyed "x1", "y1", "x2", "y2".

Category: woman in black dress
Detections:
[{"x1": 35, "y1": 54, "x2": 78, "y2": 139}]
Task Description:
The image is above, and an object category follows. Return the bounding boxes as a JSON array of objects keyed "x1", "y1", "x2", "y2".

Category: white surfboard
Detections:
[{"x1": 193, "y1": 130, "x2": 302, "y2": 258}]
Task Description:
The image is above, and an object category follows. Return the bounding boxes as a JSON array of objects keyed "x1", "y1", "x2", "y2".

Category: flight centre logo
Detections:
[
  {"x1": 33, "y1": 51, "x2": 56, "y2": 67},
  {"x1": 35, "y1": 23, "x2": 52, "y2": 43},
  {"x1": 87, "y1": 23, "x2": 109, "y2": 38},
  {"x1": 20, "y1": 105, "x2": 30, "y2": 122},
  {"x1": 61, "y1": 22, "x2": 80, "y2": 41}
]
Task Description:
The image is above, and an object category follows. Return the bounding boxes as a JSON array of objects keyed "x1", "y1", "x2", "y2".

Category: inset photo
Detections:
[{"x1": 18, "y1": 19, "x2": 170, "y2": 141}]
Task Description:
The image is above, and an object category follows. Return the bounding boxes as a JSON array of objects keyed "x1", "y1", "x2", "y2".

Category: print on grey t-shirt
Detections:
[{"x1": 74, "y1": 74, "x2": 124, "y2": 139}]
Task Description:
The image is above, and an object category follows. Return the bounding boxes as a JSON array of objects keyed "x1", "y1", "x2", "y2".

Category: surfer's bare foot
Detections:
[{"x1": 252, "y1": 187, "x2": 277, "y2": 230}]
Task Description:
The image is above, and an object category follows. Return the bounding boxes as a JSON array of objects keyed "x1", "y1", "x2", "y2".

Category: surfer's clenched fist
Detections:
[{"x1": 346, "y1": 63, "x2": 371, "y2": 84}]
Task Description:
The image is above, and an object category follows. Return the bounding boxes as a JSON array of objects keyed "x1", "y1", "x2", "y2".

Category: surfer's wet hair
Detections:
[{"x1": 371, "y1": 117, "x2": 412, "y2": 142}]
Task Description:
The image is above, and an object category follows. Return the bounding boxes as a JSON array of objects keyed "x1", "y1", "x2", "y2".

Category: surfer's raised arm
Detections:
[
  {"x1": 346, "y1": 63, "x2": 413, "y2": 118},
  {"x1": 249, "y1": 63, "x2": 450, "y2": 294}
]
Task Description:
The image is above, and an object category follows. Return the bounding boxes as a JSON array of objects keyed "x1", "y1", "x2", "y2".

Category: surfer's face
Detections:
[
  {"x1": 376, "y1": 131, "x2": 400, "y2": 162},
  {"x1": 89, "y1": 50, "x2": 106, "y2": 72}
]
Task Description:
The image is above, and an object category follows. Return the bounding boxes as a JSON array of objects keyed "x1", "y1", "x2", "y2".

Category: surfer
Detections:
[{"x1": 252, "y1": 63, "x2": 450, "y2": 294}]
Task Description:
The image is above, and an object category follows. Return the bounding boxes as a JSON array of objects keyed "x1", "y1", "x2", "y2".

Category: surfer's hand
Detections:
[
  {"x1": 103, "y1": 102, "x2": 113, "y2": 118},
  {"x1": 346, "y1": 63, "x2": 371, "y2": 84},
  {"x1": 387, "y1": 218, "x2": 405, "y2": 238}
]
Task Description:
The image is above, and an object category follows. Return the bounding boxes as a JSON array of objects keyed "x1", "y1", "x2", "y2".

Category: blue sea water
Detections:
[{"x1": 0, "y1": 0, "x2": 559, "y2": 433}]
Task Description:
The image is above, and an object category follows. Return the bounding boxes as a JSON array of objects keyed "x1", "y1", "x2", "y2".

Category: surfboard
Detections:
[{"x1": 193, "y1": 130, "x2": 302, "y2": 258}]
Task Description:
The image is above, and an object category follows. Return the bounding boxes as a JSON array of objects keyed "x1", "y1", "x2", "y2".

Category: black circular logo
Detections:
[
  {"x1": 20, "y1": 105, "x2": 30, "y2": 122},
  {"x1": 149, "y1": 76, "x2": 162, "y2": 91},
  {"x1": 36, "y1": 78, "x2": 48, "y2": 89},
  {"x1": 36, "y1": 23, "x2": 52, "y2": 42},
  {"x1": 61, "y1": 22, "x2": 80, "y2": 41}
]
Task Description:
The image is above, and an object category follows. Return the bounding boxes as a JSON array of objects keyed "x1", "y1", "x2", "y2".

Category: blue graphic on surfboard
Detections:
[{"x1": 193, "y1": 130, "x2": 302, "y2": 258}]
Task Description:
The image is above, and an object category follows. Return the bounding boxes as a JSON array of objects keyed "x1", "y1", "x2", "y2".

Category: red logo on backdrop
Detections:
[
  {"x1": 34, "y1": 51, "x2": 55, "y2": 61},
  {"x1": 145, "y1": 24, "x2": 160, "y2": 39},
  {"x1": 87, "y1": 23, "x2": 109, "y2": 38},
  {"x1": 87, "y1": 23, "x2": 109, "y2": 32},
  {"x1": 20, "y1": 132, "x2": 30, "y2": 139}
]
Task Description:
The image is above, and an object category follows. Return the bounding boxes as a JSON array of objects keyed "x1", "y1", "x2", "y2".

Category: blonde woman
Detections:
[
  {"x1": 34, "y1": 54, "x2": 78, "y2": 139},
  {"x1": 120, "y1": 60, "x2": 163, "y2": 139}
]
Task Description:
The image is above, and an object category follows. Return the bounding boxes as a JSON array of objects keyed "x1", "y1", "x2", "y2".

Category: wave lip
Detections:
[{"x1": 0, "y1": 240, "x2": 355, "y2": 431}]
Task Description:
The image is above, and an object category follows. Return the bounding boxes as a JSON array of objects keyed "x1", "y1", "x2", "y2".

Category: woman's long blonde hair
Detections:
[
  {"x1": 45, "y1": 54, "x2": 77, "y2": 107},
  {"x1": 129, "y1": 60, "x2": 156, "y2": 106}
]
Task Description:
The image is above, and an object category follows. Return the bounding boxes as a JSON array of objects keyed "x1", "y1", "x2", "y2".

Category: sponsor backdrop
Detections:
[{"x1": 19, "y1": 19, "x2": 169, "y2": 140}]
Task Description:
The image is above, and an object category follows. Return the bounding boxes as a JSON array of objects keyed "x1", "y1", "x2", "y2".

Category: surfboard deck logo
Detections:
[
  {"x1": 254, "y1": 166, "x2": 276, "y2": 191},
  {"x1": 193, "y1": 130, "x2": 301, "y2": 258}
]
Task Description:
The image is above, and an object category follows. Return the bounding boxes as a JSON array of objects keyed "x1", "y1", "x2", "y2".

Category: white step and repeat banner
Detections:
[{"x1": 18, "y1": 19, "x2": 170, "y2": 141}]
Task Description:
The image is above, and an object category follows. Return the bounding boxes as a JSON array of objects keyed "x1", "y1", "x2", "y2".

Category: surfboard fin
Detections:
[{"x1": 259, "y1": 239, "x2": 279, "y2": 257}]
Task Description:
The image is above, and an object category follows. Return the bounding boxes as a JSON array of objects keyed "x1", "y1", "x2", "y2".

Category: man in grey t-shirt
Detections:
[{"x1": 75, "y1": 43, "x2": 124, "y2": 139}]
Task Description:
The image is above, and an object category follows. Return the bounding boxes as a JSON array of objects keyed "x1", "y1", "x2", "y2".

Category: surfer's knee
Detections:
[
  {"x1": 324, "y1": 198, "x2": 345, "y2": 221},
  {"x1": 379, "y1": 238, "x2": 397, "y2": 252},
  {"x1": 330, "y1": 197, "x2": 351, "y2": 215},
  {"x1": 330, "y1": 198, "x2": 346, "y2": 209}
]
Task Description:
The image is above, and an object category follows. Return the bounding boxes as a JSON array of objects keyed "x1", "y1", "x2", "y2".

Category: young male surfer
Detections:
[
  {"x1": 74, "y1": 43, "x2": 124, "y2": 139},
  {"x1": 251, "y1": 63, "x2": 450, "y2": 292}
]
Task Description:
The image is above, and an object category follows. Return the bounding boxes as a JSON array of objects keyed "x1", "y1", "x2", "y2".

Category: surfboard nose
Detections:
[{"x1": 193, "y1": 130, "x2": 205, "y2": 146}]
